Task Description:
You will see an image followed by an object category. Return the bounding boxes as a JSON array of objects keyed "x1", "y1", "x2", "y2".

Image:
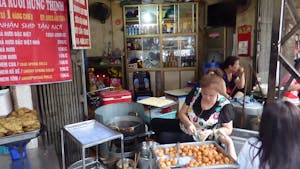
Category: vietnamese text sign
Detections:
[
  {"x1": 69, "y1": 0, "x2": 91, "y2": 49},
  {"x1": 0, "y1": 0, "x2": 72, "y2": 85}
]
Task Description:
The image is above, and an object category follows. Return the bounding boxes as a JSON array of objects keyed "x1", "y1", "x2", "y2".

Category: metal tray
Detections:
[
  {"x1": 63, "y1": 120, "x2": 123, "y2": 148},
  {"x1": 0, "y1": 129, "x2": 40, "y2": 145},
  {"x1": 153, "y1": 141, "x2": 239, "y2": 169}
]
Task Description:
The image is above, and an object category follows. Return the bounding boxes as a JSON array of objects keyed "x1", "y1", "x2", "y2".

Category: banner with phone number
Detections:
[{"x1": 0, "y1": 0, "x2": 72, "y2": 85}]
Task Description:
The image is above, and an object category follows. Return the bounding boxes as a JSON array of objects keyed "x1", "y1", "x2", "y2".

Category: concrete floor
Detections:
[{"x1": 0, "y1": 145, "x2": 60, "y2": 169}]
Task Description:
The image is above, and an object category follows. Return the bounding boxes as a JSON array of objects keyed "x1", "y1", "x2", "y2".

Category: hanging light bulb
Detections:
[{"x1": 142, "y1": 12, "x2": 152, "y2": 23}]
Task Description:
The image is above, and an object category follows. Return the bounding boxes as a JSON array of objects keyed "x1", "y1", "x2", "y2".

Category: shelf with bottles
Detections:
[
  {"x1": 161, "y1": 3, "x2": 197, "y2": 34},
  {"x1": 87, "y1": 57, "x2": 122, "y2": 68},
  {"x1": 162, "y1": 35, "x2": 196, "y2": 68},
  {"x1": 126, "y1": 24, "x2": 159, "y2": 36},
  {"x1": 127, "y1": 36, "x2": 160, "y2": 51},
  {"x1": 128, "y1": 50, "x2": 160, "y2": 69},
  {"x1": 125, "y1": 5, "x2": 159, "y2": 36},
  {"x1": 162, "y1": 51, "x2": 196, "y2": 68},
  {"x1": 162, "y1": 36, "x2": 195, "y2": 49},
  {"x1": 123, "y1": 2, "x2": 198, "y2": 93}
]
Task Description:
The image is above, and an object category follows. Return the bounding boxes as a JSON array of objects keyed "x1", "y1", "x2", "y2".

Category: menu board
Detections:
[
  {"x1": 69, "y1": 0, "x2": 91, "y2": 49},
  {"x1": 0, "y1": 0, "x2": 72, "y2": 85}
]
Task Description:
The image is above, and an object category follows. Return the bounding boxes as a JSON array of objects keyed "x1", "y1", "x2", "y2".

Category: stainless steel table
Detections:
[
  {"x1": 0, "y1": 145, "x2": 60, "y2": 169},
  {"x1": 61, "y1": 120, "x2": 124, "y2": 169}
]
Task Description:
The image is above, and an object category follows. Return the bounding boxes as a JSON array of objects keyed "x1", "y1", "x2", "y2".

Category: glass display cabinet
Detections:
[
  {"x1": 162, "y1": 36, "x2": 196, "y2": 68},
  {"x1": 123, "y1": 2, "x2": 198, "y2": 94}
]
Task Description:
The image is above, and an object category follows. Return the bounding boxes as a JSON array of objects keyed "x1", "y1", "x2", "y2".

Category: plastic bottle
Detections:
[
  {"x1": 144, "y1": 78, "x2": 149, "y2": 89},
  {"x1": 126, "y1": 25, "x2": 129, "y2": 35},
  {"x1": 140, "y1": 141, "x2": 150, "y2": 158},
  {"x1": 136, "y1": 25, "x2": 140, "y2": 35},
  {"x1": 134, "y1": 25, "x2": 138, "y2": 35},
  {"x1": 128, "y1": 26, "x2": 133, "y2": 35}
]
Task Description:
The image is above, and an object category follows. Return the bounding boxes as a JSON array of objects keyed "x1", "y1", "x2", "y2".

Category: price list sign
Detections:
[
  {"x1": 69, "y1": 0, "x2": 91, "y2": 49},
  {"x1": 0, "y1": 0, "x2": 72, "y2": 85}
]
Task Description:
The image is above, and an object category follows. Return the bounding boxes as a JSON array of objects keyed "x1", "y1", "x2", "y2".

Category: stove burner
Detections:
[{"x1": 112, "y1": 138, "x2": 137, "y2": 152}]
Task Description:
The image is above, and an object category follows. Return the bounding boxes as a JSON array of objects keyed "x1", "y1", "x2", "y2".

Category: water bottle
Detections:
[
  {"x1": 144, "y1": 78, "x2": 149, "y2": 89},
  {"x1": 128, "y1": 26, "x2": 133, "y2": 35},
  {"x1": 136, "y1": 25, "x2": 140, "y2": 35},
  {"x1": 141, "y1": 141, "x2": 150, "y2": 158},
  {"x1": 134, "y1": 25, "x2": 138, "y2": 35},
  {"x1": 126, "y1": 25, "x2": 129, "y2": 35}
]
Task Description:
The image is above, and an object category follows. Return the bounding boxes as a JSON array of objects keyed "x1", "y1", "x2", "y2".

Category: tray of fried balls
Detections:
[
  {"x1": 0, "y1": 107, "x2": 41, "y2": 145},
  {"x1": 153, "y1": 141, "x2": 239, "y2": 169}
]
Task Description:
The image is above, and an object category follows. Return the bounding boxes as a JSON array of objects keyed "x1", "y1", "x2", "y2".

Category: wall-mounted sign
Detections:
[
  {"x1": 0, "y1": 0, "x2": 72, "y2": 85},
  {"x1": 69, "y1": 0, "x2": 91, "y2": 49},
  {"x1": 238, "y1": 25, "x2": 252, "y2": 57}
]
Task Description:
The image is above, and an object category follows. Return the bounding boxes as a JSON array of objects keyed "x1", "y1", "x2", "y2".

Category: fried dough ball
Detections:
[{"x1": 155, "y1": 144, "x2": 234, "y2": 168}]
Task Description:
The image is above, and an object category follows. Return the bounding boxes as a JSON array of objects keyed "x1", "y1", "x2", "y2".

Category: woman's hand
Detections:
[
  {"x1": 186, "y1": 123, "x2": 197, "y2": 135},
  {"x1": 218, "y1": 131, "x2": 233, "y2": 146},
  {"x1": 218, "y1": 130, "x2": 237, "y2": 160},
  {"x1": 237, "y1": 67, "x2": 244, "y2": 75},
  {"x1": 198, "y1": 129, "x2": 213, "y2": 141}
]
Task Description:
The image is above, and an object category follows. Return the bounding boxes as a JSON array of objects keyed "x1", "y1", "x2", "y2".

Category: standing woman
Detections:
[
  {"x1": 221, "y1": 56, "x2": 245, "y2": 98},
  {"x1": 219, "y1": 100, "x2": 300, "y2": 169},
  {"x1": 151, "y1": 70, "x2": 234, "y2": 143}
]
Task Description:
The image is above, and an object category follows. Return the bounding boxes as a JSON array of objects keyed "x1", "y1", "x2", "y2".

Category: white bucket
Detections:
[{"x1": 0, "y1": 89, "x2": 12, "y2": 117}]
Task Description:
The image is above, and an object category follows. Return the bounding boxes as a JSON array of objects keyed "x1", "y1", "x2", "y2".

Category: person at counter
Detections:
[
  {"x1": 219, "y1": 100, "x2": 300, "y2": 169},
  {"x1": 206, "y1": 68, "x2": 231, "y2": 99},
  {"x1": 151, "y1": 70, "x2": 234, "y2": 144},
  {"x1": 281, "y1": 63, "x2": 300, "y2": 105},
  {"x1": 220, "y1": 56, "x2": 245, "y2": 98}
]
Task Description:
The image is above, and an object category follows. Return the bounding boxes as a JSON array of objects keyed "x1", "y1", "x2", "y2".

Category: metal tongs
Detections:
[
  {"x1": 192, "y1": 132, "x2": 201, "y2": 142},
  {"x1": 170, "y1": 142, "x2": 185, "y2": 169}
]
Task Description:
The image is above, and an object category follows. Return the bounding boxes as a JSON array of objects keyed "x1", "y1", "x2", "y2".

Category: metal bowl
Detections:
[
  {"x1": 68, "y1": 157, "x2": 105, "y2": 169},
  {"x1": 116, "y1": 158, "x2": 134, "y2": 169}
]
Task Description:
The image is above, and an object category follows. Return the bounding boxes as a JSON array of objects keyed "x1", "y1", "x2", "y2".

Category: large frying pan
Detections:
[{"x1": 107, "y1": 116, "x2": 145, "y2": 137}]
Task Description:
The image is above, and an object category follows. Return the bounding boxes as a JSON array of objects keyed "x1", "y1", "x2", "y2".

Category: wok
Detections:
[{"x1": 107, "y1": 116, "x2": 145, "y2": 137}]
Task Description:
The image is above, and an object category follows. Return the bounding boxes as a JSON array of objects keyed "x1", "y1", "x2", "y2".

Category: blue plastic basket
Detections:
[
  {"x1": 0, "y1": 146, "x2": 9, "y2": 155},
  {"x1": 9, "y1": 147, "x2": 27, "y2": 160},
  {"x1": 8, "y1": 140, "x2": 29, "y2": 160}
]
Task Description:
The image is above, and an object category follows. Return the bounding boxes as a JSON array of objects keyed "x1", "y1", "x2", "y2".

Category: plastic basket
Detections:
[{"x1": 0, "y1": 146, "x2": 9, "y2": 155}]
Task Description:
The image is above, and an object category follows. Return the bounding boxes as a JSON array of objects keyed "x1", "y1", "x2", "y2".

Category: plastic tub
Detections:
[{"x1": 0, "y1": 89, "x2": 12, "y2": 117}]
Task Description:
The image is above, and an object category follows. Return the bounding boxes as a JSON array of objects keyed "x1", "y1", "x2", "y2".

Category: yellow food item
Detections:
[
  {"x1": 0, "y1": 107, "x2": 40, "y2": 137},
  {"x1": 155, "y1": 144, "x2": 235, "y2": 168}
]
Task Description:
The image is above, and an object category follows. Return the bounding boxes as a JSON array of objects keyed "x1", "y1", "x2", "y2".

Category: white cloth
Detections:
[{"x1": 237, "y1": 137, "x2": 268, "y2": 169}]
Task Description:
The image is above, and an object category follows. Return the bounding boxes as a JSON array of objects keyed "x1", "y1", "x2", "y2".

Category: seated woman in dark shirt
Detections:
[
  {"x1": 151, "y1": 70, "x2": 234, "y2": 144},
  {"x1": 220, "y1": 56, "x2": 245, "y2": 98}
]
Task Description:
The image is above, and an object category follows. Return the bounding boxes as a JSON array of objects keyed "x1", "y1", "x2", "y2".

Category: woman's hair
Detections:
[
  {"x1": 200, "y1": 72, "x2": 223, "y2": 89},
  {"x1": 220, "y1": 56, "x2": 239, "y2": 69},
  {"x1": 256, "y1": 100, "x2": 300, "y2": 169},
  {"x1": 205, "y1": 68, "x2": 224, "y2": 77}
]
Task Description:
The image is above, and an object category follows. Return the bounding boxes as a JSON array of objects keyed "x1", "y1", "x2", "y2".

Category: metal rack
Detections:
[{"x1": 61, "y1": 120, "x2": 124, "y2": 169}]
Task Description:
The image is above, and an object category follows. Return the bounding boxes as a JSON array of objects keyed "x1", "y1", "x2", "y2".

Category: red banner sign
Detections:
[
  {"x1": 0, "y1": 0, "x2": 72, "y2": 85},
  {"x1": 69, "y1": 0, "x2": 91, "y2": 49},
  {"x1": 238, "y1": 25, "x2": 252, "y2": 57}
]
